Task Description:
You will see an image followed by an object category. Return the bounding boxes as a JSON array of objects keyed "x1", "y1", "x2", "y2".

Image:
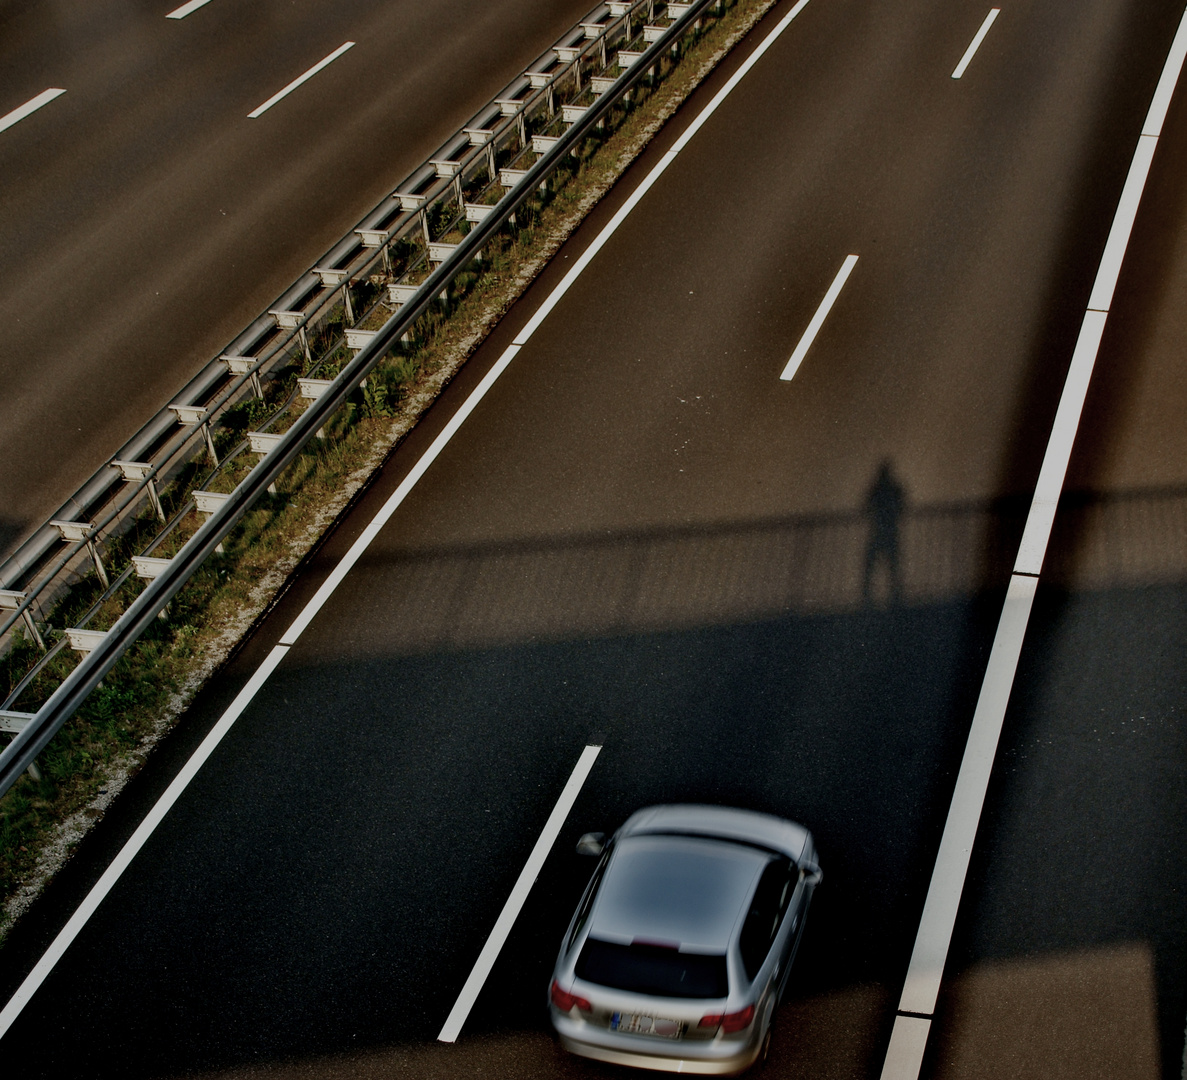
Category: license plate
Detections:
[{"x1": 610, "y1": 1012, "x2": 684, "y2": 1038}]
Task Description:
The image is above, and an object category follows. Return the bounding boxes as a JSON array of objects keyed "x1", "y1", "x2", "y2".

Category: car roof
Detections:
[
  {"x1": 588, "y1": 834, "x2": 771, "y2": 953},
  {"x1": 618, "y1": 804, "x2": 810, "y2": 862}
]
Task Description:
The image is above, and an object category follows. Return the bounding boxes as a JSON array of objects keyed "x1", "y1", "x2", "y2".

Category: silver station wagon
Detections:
[{"x1": 549, "y1": 805, "x2": 822, "y2": 1075}]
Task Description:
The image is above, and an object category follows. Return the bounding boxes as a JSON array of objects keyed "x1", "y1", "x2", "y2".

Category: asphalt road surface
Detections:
[
  {"x1": 0, "y1": 0, "x2": 596, "y2": 560},
  {"x1": 2, "y1": 0, "x2": 1186, "y2": 1077}
]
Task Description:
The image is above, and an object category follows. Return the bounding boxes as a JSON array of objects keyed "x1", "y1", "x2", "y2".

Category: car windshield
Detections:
[{"x1": 575, "y1": 938, "x2": 729, "y2": 999}]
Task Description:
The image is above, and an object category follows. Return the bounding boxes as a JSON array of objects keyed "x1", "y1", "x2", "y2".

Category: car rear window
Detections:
[{"x1": 575, "y1": 938, "x2": 729, "y2": 999}]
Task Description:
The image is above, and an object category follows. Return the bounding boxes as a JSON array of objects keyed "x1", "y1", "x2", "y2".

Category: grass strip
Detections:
[{"x1": 0, "y1": 0, "x2": 780, "y2": 941}]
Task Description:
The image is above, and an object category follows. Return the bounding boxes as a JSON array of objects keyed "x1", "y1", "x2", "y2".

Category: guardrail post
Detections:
[
  {"x1": 0, "y1": 709, "x2": 43, "y2": 778},
  {"x1": 221, "y1": 355, "x2": 263, "y2": 399},
  {"x1": 87, "y1": 538, "x2": 109, "y2": 589},
  {"x1": 132, "y1": 556, "x2": 174, "y2": 617},
  {"x1": 298, "y1": 379, "x2": 334, "y2": 439},
  {"x1": 169, "y1": 404, "x2": 220, "y2": 465},
  {"x1": 50, "y1": 520, "x2": 109, "y2": 589},
  {"x1": 112, "y1": 460, "x2": 166, "y2": 523},
  {"x1": 247, "y1": 432, "x2": 283, "y2": 493},
  {"x1": 0, "y1": 591, "x2": 45, "y2": 650}
]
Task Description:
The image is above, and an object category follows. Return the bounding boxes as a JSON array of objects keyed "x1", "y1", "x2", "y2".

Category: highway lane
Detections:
[
  {"x1": 0, "y1": 0, "x2": 596, "y2": 560},
  {"x1": 1, "y1": 0, "x2": 1186, "y2": 1076},
  {"x1": 923, "y1": 49, "x2": 1187, "y2": 1080}
]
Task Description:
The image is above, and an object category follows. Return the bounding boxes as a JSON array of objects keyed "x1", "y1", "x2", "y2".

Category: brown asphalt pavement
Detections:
[
  {"x1": 1, "y1": 0, "x2": 1186, "y2": 1076},
  {"x1": 0, "y1": 0, "x2": 596, "y2": 559}
]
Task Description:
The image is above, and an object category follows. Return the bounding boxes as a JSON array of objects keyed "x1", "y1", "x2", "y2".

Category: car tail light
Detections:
[
  {"x1": 550, "y1": 980, "x2": 591, "y2": 1013},
  {"x1": 699, "y1": 1004, "x2": 755, "y2": 1032}
]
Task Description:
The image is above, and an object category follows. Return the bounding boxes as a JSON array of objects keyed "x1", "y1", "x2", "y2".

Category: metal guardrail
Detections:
[
  {"x1": 0, "y1": 0, "x2": 663, "y2": 669},
  {"x1": 0, "y1": 0, "x2": 725, "y2": 797},
  {"x1": 0, "y1": 0, "x2": 663, "y2": 630}
]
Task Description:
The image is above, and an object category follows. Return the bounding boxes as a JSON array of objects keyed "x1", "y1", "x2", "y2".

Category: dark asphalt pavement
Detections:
[
  {"x1": 0, "y1": 0, "x2": 595, "y2": 559},
  {"x1": 1, "y1": 0, "x2": 1186, "y2": 1076}
]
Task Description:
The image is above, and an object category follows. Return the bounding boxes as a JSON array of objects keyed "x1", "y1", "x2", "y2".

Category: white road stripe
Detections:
[
  {"x1": 0, "y1": 88, "x2": 66, "y2": 135},
  {"x1": 882, "y1": 6, "x2": 1187, "y2": 1078},
  {"x1": 514, "y1": 152, "x2": 679, "y2": 345},
  {"x1": 951, "y1": 8, "x2": 1000, "y2": 80},
  {"x1": 670, "y1": 0, "x2": 814, "y2": 154},
  {"x1": 1013, "y1": 311, "x2": 1107, "y2": 575},
  {"x1": 896, "y1": 573, "x2": 1037, "y2": 1019},
  {"x1": 166, "y1": 0, "x2": 213, "y2": 18},
  {"x1": 0, "y1": 644, "x2": 290, "y2": 1041},
  {"x1": 1086, "y1": 135, "x2": 1158, "y2": 313},
  {"x1": 780, "y1": 254, "x2": 858, "y2": 381},
  {"x1": 438, "y1": 745, "x2": 602, "y2": 1042},
  {"x1": 0, "y1": 0, "x2": 816, "y2": 1034},
  {"x1": 880, "y1": 1016, "x2": 933, "y2": 1080},
  {"x1": 278, "y1": 341, "x2": 524, "y2": 646},
  {"x1": 248, "y1": 41, "x2": 355, "y2": 119},
  {"x1": 1143, "y1": 4, "x2": 1187, "y2": 137}
]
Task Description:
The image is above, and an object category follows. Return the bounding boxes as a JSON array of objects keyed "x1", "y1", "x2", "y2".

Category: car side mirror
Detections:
[
  {"x1": 800, "y1": 863, "x2": 823, "y2": 887},
  {"x1": 576, "y1": 832, "x2": 605, "y2": 856}
]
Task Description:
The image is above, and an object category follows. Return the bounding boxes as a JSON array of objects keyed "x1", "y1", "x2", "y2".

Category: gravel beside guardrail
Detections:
[{"x1": 0, "y1": 0, "x2": 728, "y2": 799}]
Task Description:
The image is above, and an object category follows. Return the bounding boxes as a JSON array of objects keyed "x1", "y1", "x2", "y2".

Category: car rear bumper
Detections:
[{"x1": 554, "y1": 1015, "x2": 763, "y2": 1075}]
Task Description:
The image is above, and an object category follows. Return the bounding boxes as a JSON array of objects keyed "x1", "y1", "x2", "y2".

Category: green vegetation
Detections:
[{"x1": 0, "y1": 0, "x2": 777, "y2": 937}]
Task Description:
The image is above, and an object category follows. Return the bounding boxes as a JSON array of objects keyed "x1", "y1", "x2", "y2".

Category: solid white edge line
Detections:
[
  {"x1": 882, "y1": 7, "x2": 1187, "y2": 1075},
  {"x1": 897, "y1": 574, "x2": 1037, "y2": 1018},
  {"x1": 1013, "y1": 310, "x2": 1107, "y2": 574},
  {"x1": 1143, "y1": 5, "x2": 1187, "y2": 136},
  {"x1": 0, "y1": 88, "x2": 66, "y2": 135},
  {"x1": 248, "y1": 41, "x2": 355, "y2": 118},
  {"x1": 278, "y1": 342, "x2": 522, "y2": 645},
  {"x1": 0, "y1": 644, "x2": 291, "y2": 1040},
  {"x1": 512, "y1": 152, "x2": 680, "y2": 346},
  {"x1": 880, "y1": 1015, "x2": 933, "y2": 1080},
  {"x1": 951, "y1": 8, "x2": 1000, "y2": 80},
  {"x1": 780, "y1": 254, "x2": 858, "y2": 381},
  {"x1": 166, "y1": 0, "x2": 213, "y2": 18},
  {"x1": 670, "y1": 0, "x2": 813, "y2": 154},
  {"x1": 1086, "y1": 135, "x2": 1158, "y2": 312},
  {"x1": 438, "y1": 745, "x2": 602, "y2": 1042}
]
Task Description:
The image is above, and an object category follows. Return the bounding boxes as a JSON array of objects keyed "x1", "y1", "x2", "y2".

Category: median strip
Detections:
[{"x1": 0, "y1": 0, "x2": 791, "y2": 969}]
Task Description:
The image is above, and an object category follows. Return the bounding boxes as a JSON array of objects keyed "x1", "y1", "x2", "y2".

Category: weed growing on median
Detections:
[{"x1": 0, "y1": 0, "x2": 779, "y2": 940}]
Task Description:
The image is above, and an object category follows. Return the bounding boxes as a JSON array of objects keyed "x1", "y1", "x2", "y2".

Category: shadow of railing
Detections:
[{"x1": 353, "y1": 483, "x2": 1186, "y2": 657}]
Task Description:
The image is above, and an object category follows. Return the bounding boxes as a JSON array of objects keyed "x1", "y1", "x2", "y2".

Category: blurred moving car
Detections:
[{"x1": 549, "y1": 804, "x2": 821, "y2": 1075}]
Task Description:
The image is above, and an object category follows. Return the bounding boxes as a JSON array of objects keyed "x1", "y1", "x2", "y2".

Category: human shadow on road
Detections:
[{"x1": 862, "y1": 460, "x2": 906, "y2": 607}]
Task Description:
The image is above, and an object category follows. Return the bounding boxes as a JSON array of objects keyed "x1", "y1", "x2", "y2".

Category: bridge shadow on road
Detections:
[{"x1": 4, "y1": 479, "x2": 1187, "y2": 1080}]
